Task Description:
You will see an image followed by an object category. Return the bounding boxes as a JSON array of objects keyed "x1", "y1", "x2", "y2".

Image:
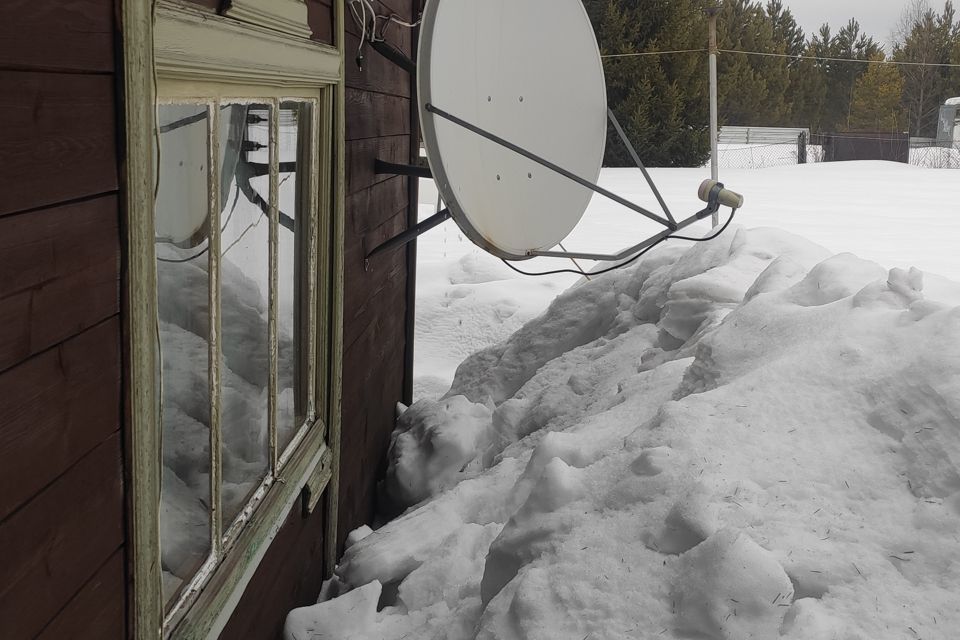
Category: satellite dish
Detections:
[
  {"x1": 417, "y1": 0, "x2": 607, "y2": 260},
  {"x1": 357, "y1": 0, "x2": 744, "y2": 269}
]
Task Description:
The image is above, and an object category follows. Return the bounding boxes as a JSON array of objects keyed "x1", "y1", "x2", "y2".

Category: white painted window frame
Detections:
[{"x1": 121, "y1": 1, "x2": 345, "y2": 638}]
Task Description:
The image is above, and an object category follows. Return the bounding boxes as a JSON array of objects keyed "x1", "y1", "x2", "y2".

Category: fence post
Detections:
[{"x1": 798, "y1": 132, "x2": 807, "y2": 164}]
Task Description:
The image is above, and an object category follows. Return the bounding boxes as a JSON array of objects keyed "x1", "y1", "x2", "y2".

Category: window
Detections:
[{"x1": 122, "y1": 1, "x2": 344, "y2": 637}]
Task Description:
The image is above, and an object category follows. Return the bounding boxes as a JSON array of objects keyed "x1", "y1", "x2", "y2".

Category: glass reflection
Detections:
[
  {"x1": 278, "y1": 101, "x2": 311, "y2": 453},
  {"x1": 220, "y1": 103, "x2": 272, "y2": 525},
  {"x1": 156, "y1": 103, "x2": 212, "y2": 607}
]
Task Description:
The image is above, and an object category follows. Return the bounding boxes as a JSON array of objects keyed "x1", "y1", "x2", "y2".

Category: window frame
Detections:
[{"x1": 121, "y1": 1, "x2": 345, "y2": 638}]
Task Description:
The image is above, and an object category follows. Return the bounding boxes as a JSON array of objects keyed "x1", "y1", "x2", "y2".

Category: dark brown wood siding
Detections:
[
  {"x1": 0, "y1": 1, "x2": 124, "y2": 638},
  {"x1": 337, "y1": 0, "x2": 419, "y2": 552},
  {"x1": 0, "y1": 0, "x2": 414, "y2": 635}
]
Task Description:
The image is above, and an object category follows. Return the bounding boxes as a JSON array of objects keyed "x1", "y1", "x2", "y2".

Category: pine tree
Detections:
[
  {"x1": 766, "y1": 0, "x2": 810, "y2": 124},
  {"x1": 717, "y1": 0, "x2": 791, "y2": 126},
  {"x1": 766, "y1": 0, "x2": 805, "y2": 58},
  {"x1": 824, "y1": 20, "x2": 883, "y2": 131},
  {"x1": 894, "y1": 1, "x2": 960, "y2": 136},
  {"x1": 584, "y1": 0, "x2": 710, "y2": 167},
  {"x1": 848, "y1": 56, "x2": 906, "y2": 131}
]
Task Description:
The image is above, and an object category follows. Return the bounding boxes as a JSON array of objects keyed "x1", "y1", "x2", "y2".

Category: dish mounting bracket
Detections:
[
  {"x1": 365, "y1": 106, "x2": 742, "y2": 267},
  {"x1": 367, "y1": 39, "x2": 417, "y2": 74}
]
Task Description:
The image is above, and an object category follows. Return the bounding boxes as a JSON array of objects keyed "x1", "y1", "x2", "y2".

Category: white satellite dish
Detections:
[
  {"x1": 358, "y1": 0, "x2": 744, "y2": 269},
  {"x1": 417, "y1": 0, "x2": 607, "y2": 260}
]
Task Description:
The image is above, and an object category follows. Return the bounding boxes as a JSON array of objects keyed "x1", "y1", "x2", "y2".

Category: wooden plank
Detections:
[
  {"x1": 342, "y1": 256, "x2": 407, "y2": 357},
  {"x1": 346, "y1": 175, "x2": 409, "y2": 236},
  {"x1": 0, "y1": 318, "x2": 121, "y2": 521},
  {"x1": 343, "y1": 262, "x2": 406, "y2": 355},
  {"x1": 0, "y1": 0, "x2": 114, "y2": 73},
  {"x1": 345, "y1": 34, "x2": 412, "y2": 98},
  {"x1": 0, "y1": 71, "x2": 118, "y2": 216},
  {"x1": 0, "y1": 199, "x2": 120, "y2": 373},
  {"x1": 346, "y1": 135, "x2": 411, "y2": 197},
  {"x1": 345, "y1": 89, "x2": 410, "y2": 141},
  {"x1": 338, "y1": 336, "x2": 405, "y2": 547},
  {"x1": 343, "y1": 206, "x2": 408, "y2": 340},
  {"x1": 218, "y1": 499, "x2": 327, "y2": 639},
  {"x1": 307, "y1": 0, "x2": 334, "y2": 45},
  {"x1": 0, "y1": 433, "x2": 124, "y2": 640},
  {"x1": 36, "y1": 550, "x2": 125, "y2": 640},
  {"x1": 0, "y1": 255, "x2": 118, "y2": 374},
  {"x1": 0, "y1": 195, "x2": 118, "y2": 300}
]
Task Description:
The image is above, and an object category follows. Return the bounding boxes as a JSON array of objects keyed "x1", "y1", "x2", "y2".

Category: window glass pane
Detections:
[
  {"x1": 278, "y1": 101, "x2": 312, "y2": 453},
  {"x1": 220, "y1": 103, "x2": 272, "y2": 525},
  {"x1": 155, "y1": 103, "x2": 213, "y2": 607}
]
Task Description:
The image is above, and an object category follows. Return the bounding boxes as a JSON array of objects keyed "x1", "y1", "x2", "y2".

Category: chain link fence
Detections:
[
  {"x1": 909, "y1": 140, "x2": 960, "y2": 169},
  {"x1": 716, "y1": 131, "x2": 960, "y2": 169}
]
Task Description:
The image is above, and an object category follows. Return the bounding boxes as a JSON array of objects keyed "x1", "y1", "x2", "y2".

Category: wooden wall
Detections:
[
  {"x1": 337, "y1": 0, "x2": 419, "y2": 551},
  {"x1": 0, "y1": 1, "x2": 125, "y2": 639},
  {"x1": 0, "y1": 0, "x2": 416, "y2": 636}
]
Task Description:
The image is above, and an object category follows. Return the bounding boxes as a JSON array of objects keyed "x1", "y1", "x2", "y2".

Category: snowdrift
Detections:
[{"x1": 287, "y1": 226, "x2": 960, "y2": 640}]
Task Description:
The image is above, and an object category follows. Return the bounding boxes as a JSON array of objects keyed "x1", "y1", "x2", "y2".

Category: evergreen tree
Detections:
[
  {"x1": 894, "y1": 1, "x2": 960, "y2": 136},
  {"x1": 951, "y1": 27, "x2": 960, "y2": 94},
  {"x1": 717, "y1": 0, "x2": 792, "y2": 126},
  {"x1": 766, "y1": 0, "x2": 805, "y2": 58},
  {"x1": 824, "y1": 20, "x2": 883, "y2": 131},
  {"x1": 765, "y1": 0, "x2": 814, "y2": 124},
  {"x1": 848, "y1": 56, "x2": 906, "y2": 131},
  {"x1": 584, "y1": 0, "x2": 710, "y2": 167}
]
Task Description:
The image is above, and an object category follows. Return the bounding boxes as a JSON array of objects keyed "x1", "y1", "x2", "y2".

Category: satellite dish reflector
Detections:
[{"x1": 418, "y1": 0, "x2": 607, "y2": 260}]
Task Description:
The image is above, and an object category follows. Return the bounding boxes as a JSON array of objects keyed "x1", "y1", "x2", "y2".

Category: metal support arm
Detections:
[
  {"x1": 374, "y1": 159, "x2": 433, "y2": 179},
  {"x1": 425, "y1": 103, "x2": 676, "y2": 230},
  {"x1": 370, "y1": 40, "x2": 417, "y2": 75},
  {"x1": 607, "y1": 109, "x2": 676, "y2": 226},
  {"x1": 365, "y1": 208, "x2": 452, "y2": 265},
  {"x1": 528, "y1": 182, "x2": 729, "y2": 261}
]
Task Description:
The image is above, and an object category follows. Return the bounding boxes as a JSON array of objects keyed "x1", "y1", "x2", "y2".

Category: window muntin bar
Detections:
[
  {"x1": 268, "y1": 100, "x2": 281, "y2": 472},
  {"x1": 208, "y1": 101, "x2": 224, "y2": 555}
]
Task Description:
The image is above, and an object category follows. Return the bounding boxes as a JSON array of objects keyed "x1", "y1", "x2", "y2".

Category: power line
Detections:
[
  {"x1": 601, "y1": 48, "x2": 707, "y2": 59},
  {"x1": 601, "y1": 47, "x2": 960, "y2": 68},
  {"x1": 719, "y1": 49, "x2": 960, "y2": 68}
]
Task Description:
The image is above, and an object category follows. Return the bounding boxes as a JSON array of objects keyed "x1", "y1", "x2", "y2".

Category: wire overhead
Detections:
[
  {"x1": 601, "y1": 47, "x2": 960, "y2": 68},
  {"x1": 719, "y1": 49, "x2": 960, "y2": 68},
  {"x1": 601, "y1": 48, "x2": 708, "y2": 58}
]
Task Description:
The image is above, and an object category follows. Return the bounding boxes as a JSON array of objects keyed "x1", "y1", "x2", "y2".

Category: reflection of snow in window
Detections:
[{"x1": 155, "y1": 100, "x2": 314, "y2": 608}]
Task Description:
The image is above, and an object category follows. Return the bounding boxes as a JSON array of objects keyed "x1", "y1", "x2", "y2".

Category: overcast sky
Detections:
[{"x1": 783, "y1": 0, "x2": 911, "y2": 48}]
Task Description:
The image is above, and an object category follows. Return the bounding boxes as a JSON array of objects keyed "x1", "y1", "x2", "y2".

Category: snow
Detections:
[
  {"x1": 415, "y1": 161, "x2": 960, "y2": 401},
  {"x1": 285, "y1": 162, "x2": 960, "y2": 639}
]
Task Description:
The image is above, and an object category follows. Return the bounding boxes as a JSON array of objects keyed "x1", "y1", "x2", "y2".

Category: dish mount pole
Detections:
[{"x1": 707, "y1": 4, "x2": 720, "y2": 227}]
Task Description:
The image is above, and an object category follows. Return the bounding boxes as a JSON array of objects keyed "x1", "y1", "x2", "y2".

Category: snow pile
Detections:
[
  {"x1": 413, "y1": 163, "x2": 960, "y2": 403},
  {"x1": 288, "y1": 225, "x2": 960, "y2": 639}
]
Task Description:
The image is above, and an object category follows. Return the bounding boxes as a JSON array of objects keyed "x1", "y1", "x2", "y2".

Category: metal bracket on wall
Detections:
[
  {"x1": 363, "y1": 208, "x2": 451, "y2": 270},
  {"x1": 369, "y1": 39, "x2": 417, "y2": 74},
  {"x1": 374, "y1": 158, "x2": 433, "y2": 179}
]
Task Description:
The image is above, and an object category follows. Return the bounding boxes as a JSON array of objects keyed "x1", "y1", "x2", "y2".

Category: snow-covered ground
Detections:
[
  {"x1": 415, "y1": 161, "x2": 960, "y2": 401},
  {"x1": 286, "y1": 162, "x2": 960, "y2": 639}
]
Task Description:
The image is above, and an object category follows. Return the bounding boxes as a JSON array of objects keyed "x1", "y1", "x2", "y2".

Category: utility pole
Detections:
[{"x1": 706, "y1": 5, "x2": 720, "y2": 226}]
